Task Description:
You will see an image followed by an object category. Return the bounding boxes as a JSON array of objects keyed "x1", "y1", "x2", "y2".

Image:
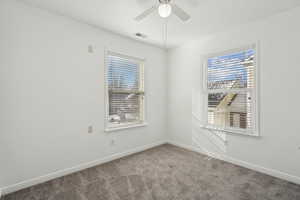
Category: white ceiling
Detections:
[{"x1": 20, "y1": 0, "x2": 300, "y2": 48}]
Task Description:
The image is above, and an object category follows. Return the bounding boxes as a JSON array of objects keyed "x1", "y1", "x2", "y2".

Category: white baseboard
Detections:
[
  {"x1": 167, "y1": 140, "x2": 300, "y2": 185},
  {"x1": 0, "y1": 140, "x2": 166, "y2": 195}
]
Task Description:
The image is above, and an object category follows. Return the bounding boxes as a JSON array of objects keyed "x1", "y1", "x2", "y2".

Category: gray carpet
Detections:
[{"x1": 3, "y1": 144, "x2": 300, "y2": 200}]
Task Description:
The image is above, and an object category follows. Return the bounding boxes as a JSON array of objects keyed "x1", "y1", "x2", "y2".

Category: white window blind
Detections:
[
  {"x1": 106, "y1": 53, "x2": 145, "y2": 129},
  {"x1": 204, "y1": 47, "x2": 258, "y2": 136}
]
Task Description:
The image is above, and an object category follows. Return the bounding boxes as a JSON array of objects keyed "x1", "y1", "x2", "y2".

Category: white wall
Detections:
[
  {"x1": 167, "y1": 6, "x2": 300, "y2": 182},
  {"x1": 0, "y1": 0, "x2": 167, "y2": 192}
]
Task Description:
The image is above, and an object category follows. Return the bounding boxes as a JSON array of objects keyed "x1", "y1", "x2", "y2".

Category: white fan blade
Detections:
[
  {"x1": 172, "y1": 4, "x2": 190, "y2": 21},
  {"x1": 134, "y1": 5, "x2": 157, "y2": 21}
]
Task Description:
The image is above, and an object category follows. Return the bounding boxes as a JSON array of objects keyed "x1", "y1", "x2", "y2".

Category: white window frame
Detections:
[
  {"x1": 202, "y1": 44, "x2": 259, "y2": 137},
  {"x1": 104, "y1": 50, "x2": 147, "y2": 132}
]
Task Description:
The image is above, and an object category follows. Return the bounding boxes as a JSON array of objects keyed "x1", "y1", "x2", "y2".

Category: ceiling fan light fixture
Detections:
[{"x1": 158, "y1": 3, "x2": 172, "y2": 18}]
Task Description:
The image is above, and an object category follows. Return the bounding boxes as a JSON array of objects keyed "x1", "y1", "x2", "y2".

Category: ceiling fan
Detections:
[{"x1": 135, "y1": 0, "x2": 191, "y2": 22}]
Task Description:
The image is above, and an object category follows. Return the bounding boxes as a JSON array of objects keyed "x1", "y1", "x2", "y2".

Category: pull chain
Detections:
[{"x1": 163, "y1": 18, "x2": 168, "y2": 48}]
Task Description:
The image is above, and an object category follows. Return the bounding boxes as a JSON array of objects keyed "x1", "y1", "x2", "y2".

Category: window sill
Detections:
[
  {"x1": 105, "y1": 122, "x2": 148, "y2": 132},
  {"x1": 199, "y1": 124, "x2": 259, "y2": 137}
]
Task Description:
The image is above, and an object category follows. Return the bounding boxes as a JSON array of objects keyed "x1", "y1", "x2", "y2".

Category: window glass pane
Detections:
[
  {"x1": 208, "y1": 92, "x2": 252, "y2": 130},
  {"x1": 109, "y1": 93, "x2": 142, "y2": 124},
  {"x1": 106, "y1": 54, "x2": 144, "y2": 127},
  {"x1": 207, "y1": 49, "x2": 255, "y2": 90},
  {"x1": 107, "y1": 55, "x2": 140, "y2": 90}
]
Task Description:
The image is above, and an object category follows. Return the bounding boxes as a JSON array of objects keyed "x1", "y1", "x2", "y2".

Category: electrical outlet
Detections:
[
  {"x1": 88, "y1": 126, "x2": 93, "y2": 134},
  {"x1": 88, "y1": 45, "x2": 93, "y2": 53},
  {"x1": 110, "y1": 139, "x2": 115, "y2": 146}
]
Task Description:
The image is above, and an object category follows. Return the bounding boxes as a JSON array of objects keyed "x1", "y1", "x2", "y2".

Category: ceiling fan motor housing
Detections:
[
  {"x1": 159, "y1": 0, "x2": 171, "y2": 4},
  {"x1": 135, "y1": 0, "x2": 190, "y2": 22}
]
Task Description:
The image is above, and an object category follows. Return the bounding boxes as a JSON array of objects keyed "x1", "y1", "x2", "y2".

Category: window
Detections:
[
  {"x1": 203, "y1": 45, "x2": 258, "y2": 136},
  {"x1": 105, "y1": 52, "x2": 145, "y2": 130}
]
